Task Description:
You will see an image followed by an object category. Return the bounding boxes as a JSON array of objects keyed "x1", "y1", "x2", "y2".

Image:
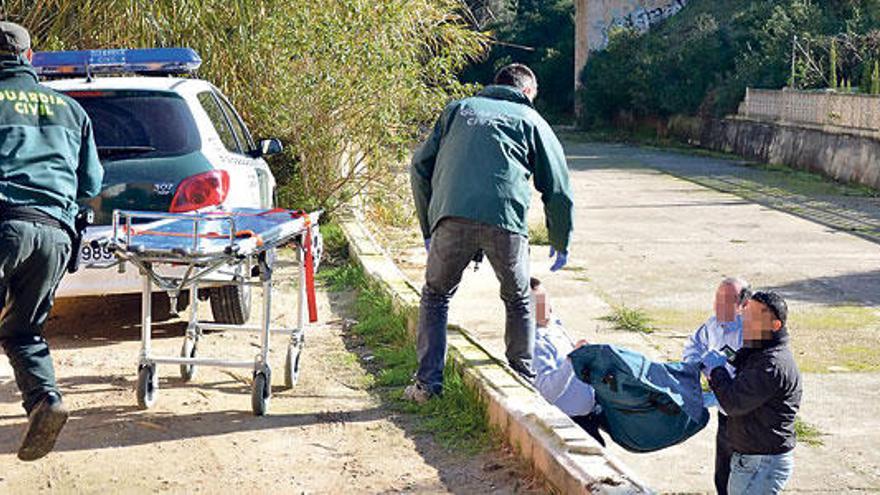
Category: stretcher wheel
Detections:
[
  {"x1": 251, "y1": 371, "x2": 270, "y2": 416},
  {"x1": 284, "y1": 343, "x2": 303, "y2": 389},
  {"x1": 136, "y1": 364, "x2": 158, "y2": 409},
  {"x1": 180, "y1": 338, "x2": 198, "y2": 382}
]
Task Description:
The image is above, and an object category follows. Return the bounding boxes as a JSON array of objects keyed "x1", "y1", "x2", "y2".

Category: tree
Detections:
[
  {"x1": 830, "y1": 38, "x2": 839, "y2": 89},
  {"x1": 462, "y1": 0, "x2": 576, "y2": 121},
  {"x1": 871, "y1": 60, "x2": 880, "y2": 94}
]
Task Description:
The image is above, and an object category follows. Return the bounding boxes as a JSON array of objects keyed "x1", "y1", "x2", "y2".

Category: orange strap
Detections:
[{"x1": 299, "y1": 212, "x2": 319, "y2": 323}]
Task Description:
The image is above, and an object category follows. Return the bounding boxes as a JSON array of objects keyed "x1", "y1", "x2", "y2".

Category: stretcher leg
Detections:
[
  {"x1": 252, "y1": 251, "x2": 273, "y2": 415},
  {"x1": 285, "y1": 243, "x2": 306, "y2": 389},
  {"x1": 137, "y1": 268, "x2": 158, "y2": 409},
  {"x1": 180, "y1": 284, "x2": 200, "y2": 381}
]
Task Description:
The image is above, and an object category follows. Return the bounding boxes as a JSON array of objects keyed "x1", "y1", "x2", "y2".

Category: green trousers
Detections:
[{"x1": 0, "y1": 220, "x2": 70, "y2": 414}]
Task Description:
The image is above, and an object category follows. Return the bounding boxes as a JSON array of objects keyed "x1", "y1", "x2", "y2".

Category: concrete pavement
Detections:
[{"x1": 391, "y1": 139, "x2": 880, "y2": 493}]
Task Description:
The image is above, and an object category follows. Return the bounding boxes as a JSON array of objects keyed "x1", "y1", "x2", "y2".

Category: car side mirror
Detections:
[{"x1": 254, "y1": 138, "x2": 283, "y2": 158}]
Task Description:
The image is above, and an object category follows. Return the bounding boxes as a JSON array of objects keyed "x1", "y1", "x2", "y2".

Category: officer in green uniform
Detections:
[
  {"x1": 0, "y1": 22, "x2": 103, "y2": 461},
  {"x1": 406, "y1": 63, "x2": 574, "y2": 402}
]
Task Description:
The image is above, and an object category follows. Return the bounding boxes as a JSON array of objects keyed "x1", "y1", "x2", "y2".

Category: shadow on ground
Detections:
[
  {"x1": 768, "y1": 269, "x2": 880, "y2": 306},
  {"x1": 565, "y1": 141, "x2": 880, "y2": 246}
]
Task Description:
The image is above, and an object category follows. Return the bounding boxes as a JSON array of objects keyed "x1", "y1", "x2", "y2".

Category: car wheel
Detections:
[
  {"x1": 208, "y1": 283, "x2": 252, "y2": 325},
  {"x1": 151, "y1": 291, "x2": 190, "y2": 322}
]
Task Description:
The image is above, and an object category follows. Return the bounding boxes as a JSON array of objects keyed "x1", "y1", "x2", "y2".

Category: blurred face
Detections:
[
  {"x1": 532, "y1": 284, "x2": 551, "y2": 327},
  {"x1": 743, "y1": 299, "x2": 782, "y2": 343},
  {"x1": 714, "y1": 283, "x2": 740, "y2": 323}
]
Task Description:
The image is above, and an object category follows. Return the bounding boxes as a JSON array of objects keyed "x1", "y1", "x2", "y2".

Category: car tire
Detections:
[
  {"x1": 151, "y1": 291, "x2": 190, "y2": 322},
  {"x1": 208, "y1": 284, "x2": 252, "y2": 325}
]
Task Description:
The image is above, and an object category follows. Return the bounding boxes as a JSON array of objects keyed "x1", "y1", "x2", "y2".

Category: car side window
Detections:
[
  {"x1": 215, "y1": 91, "x2": 255, "y2": 153},
  {"x1": 197, "y1": 91, "x2": 240, "y2": 153}
]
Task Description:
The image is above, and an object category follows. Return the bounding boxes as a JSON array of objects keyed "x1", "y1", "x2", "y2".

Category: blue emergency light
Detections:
[{"x1": 31, "y1": 48, "x2": 201, "y2": 77}]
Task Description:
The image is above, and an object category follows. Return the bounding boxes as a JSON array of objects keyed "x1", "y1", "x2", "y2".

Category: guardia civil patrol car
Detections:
[{"x1": 34, "y1": 48, "x2": 292, "y2": 324}]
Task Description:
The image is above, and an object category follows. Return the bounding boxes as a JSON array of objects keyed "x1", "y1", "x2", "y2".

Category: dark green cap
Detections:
[{"x1": 0, "y1": 22, "x2": 30, "y2": 54}]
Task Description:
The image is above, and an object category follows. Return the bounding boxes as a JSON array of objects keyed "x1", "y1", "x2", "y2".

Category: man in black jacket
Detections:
[{"x1": 703, "y1": 291, "x2": 802, "y2": 494}]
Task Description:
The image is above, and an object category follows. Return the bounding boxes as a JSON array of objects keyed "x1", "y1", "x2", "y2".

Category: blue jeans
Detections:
[
  {"x1": 416, "y1": 217, "x2": 533, "y2": 394},
  {"x1": 728, "y1": 451, "x2": 794, "y2": 495}
]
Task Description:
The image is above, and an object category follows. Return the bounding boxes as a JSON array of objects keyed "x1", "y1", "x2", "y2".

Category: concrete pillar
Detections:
[{"x1": 574, "y1": 0, "x2": 589, "y2": 119}]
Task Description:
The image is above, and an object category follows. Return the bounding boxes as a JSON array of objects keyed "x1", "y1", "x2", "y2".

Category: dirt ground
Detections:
[{"x1": 0, "y1": 258, "x2": 540, "y2": 494}]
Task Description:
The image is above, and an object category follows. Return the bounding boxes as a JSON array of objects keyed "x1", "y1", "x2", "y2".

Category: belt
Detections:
[{"x1": 0, "y1": 204, "x2": 67, "y2": 234}]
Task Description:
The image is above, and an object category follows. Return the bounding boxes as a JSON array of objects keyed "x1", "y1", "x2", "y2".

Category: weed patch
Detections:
[{"x1": 602, "y1": 304, "x2": 656, "y2": 334}]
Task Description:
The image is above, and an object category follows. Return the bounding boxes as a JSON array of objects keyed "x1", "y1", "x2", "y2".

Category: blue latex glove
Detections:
[
  {"x1": 702, "y1": 391, "x2": 719, "y2": 408},
  {"x1": 701, "y1": 350, "x2": 728, "y2": 372},
  {"x1": 549, "y1": 247, "x2": 568, "y2": 272},
  {"x1": 424, "y1": 238, "x2": 431, "y2": 254}
]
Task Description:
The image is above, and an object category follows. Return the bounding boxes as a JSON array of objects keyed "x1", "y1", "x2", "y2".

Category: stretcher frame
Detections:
[{"x1": 105, "y1": 208, "x2": 320, "y2": 415}]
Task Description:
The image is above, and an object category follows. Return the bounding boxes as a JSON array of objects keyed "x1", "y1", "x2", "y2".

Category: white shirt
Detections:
[
  {"x1": 682, "y1": 315, "x2": 743, "y2": 412},
  {"x1": 533, "y1": 319, "x2": 596, "y2": 417}
]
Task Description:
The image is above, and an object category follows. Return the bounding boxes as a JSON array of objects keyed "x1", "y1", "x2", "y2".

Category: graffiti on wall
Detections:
[
  {"x1": 610, "y1": 0, "x2": 686, "y2": 33},
  {"x1": 588, "y1": 0, "x2": 688, "y2": 50}
]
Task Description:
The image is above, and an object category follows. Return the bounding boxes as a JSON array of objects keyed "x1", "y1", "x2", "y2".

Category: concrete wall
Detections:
[
  {"x1": 575, "y1": 0, "x2": 687, "y2": 115},
  {"x1": 585, "y1": 0, "x2": 687, "y2": 50},
  {"x1": 669, "y1": 116, "x2": 880, "y2": 190},
  {"x1": 740, "y1": 88, "x2": 880, "y2": 139}
]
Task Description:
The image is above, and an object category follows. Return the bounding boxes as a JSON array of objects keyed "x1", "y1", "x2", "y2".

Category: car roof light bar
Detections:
[{"x1": 32, "y1": 48, "x2": 201, "y2": 78}]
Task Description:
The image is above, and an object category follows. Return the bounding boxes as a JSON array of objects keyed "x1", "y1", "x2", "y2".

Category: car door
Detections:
[
  {"x1": 212, "y1": 88, "x2": 275, "y2": 209},
  {"x1": 196, "y1": 89, "x2": 261, "y2": 208}
]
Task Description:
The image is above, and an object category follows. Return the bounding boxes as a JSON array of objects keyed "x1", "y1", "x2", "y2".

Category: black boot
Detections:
[{"x1": 18, "y1": 392, "x2": 69, "y2": 461}]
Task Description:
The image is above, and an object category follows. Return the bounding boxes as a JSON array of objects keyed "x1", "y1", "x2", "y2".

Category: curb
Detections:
[{"x1": 340, "y1": 216, "x2": 652, "y2": 494}]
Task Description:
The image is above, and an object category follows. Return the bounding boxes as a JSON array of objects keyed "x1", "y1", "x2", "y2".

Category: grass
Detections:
[
  {"x1": 645, "y1": 308, "x2": 707, "y2": 333},
  {"x1": 317, "y1": 235, "x2": 494, "y2": 454},
  {"x1": 602, "y1": 304, "x2": 656, "y2": 334},
  {"x1": 319, "y1": 222, "x2": 349, "y2": 265},
  {"x1": 788, "y1": 306, "x2": 880, "y2": 373},
  {"x1": 351, "y1": 268, "x2": 494, "y2": 453},
  {"x1": 317, "y1": 262, "x2": 364, "y2": 292},
  {"x1": 528, "y1": 222, "x2": 550, "y2": 246},
  {"x1": 795, "y1": 418, "x2": 826, "y2": 447}
]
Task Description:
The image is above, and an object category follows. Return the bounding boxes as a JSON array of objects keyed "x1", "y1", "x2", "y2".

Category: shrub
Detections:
[{"x1": 1, "y1": 0, "x2": 488, "y2": 213}]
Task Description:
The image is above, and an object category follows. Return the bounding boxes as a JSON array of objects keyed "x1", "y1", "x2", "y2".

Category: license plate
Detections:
[{"x1": 79, "y1": 243, "x2": 115, "y2": 266}]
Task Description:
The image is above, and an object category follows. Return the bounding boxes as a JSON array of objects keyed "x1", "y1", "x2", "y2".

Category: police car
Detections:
[{"x1": 34, "y1": 48, "x2": 297, "y2": 324}]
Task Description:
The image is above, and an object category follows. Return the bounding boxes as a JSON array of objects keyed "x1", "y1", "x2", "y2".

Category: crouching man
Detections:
[
  {"x1": 703, "y1": 291, "x2": 802, "y2": 495},
  {"x1": 530, "y1": 278, "x2": 605, "y2": 446}
]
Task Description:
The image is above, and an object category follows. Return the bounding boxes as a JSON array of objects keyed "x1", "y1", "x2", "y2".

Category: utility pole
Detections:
[{"x1": 574, "y1": 0, "x2": 589, "y2": 119}]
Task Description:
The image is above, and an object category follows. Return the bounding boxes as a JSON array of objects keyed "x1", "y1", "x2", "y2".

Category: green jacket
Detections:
[
  {"x1": 410, "y1": 85, "x2": 574, "y2": 251},
  {"x1": 0, "y1": 56, "x2": 103, "y2": 230}
]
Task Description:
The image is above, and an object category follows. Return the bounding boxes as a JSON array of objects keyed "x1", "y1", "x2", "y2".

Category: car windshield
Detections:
[{"x1": 66, "y1": 90, "x2": 201, "y2": 160}]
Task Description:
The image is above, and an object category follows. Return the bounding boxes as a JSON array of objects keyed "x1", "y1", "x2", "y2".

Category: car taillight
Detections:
[{"x1": 169, "y1": 170, "x2": 230, "y2": 213}]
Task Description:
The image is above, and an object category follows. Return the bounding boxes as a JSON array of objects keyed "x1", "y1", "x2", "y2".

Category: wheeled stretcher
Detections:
[{"x1": 102, "y1": 207, "x2": 322, "y2": 415}]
